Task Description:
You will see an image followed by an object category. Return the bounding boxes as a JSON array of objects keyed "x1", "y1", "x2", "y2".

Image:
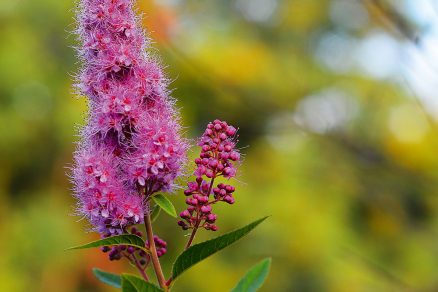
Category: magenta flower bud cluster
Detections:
[
  {"x1": 101, "y1": 227, "x2": 146, "y2": 261},
  {"x1": 101, "y1": 226, "x2": 166, "y2": 266},
  {"x1": 178, "y1": 120, "x2": 240, "y2": 231},
  {"x1": 72, "y1": 0, "x2": 188, "y2": 235},
  {"x1": 146, "y1": 235, "x2": 168, "y2": 258},
  {"x1": 194, "y1": 120, "x2": 239, "y2": 179}
]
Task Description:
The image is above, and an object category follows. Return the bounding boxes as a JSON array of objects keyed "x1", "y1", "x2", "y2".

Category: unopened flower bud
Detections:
[
  {"x1": 101, "y1": 246, "x2": 110, "y2": 253},
  {"x1": 226, "y1": 126, "x2": 236, "y2": 136},
  {"x1": 224, "y1": 196, "x2": 235, "y2": 204},
  {"x1": 207, "y1": 213, "x2": 217, "y2": 223},
  {"x1": 201, "y1": 205, "x2": 212, "y2": 213},
  {"x1": 180, "y1": 210, "x2": 191, "y2": 218},
  {"x1": 205, "y1": 170, "x2": 214, "y2": 178},
  {"x1": 230, "y1": 152, "x2": 240, "y2": 161},
  {"x1": 209, "y1": 159, "x2": 218, "y2": 168},
  {"x1": 225, "y1": 185, "x2": 235, "y2": 193}
]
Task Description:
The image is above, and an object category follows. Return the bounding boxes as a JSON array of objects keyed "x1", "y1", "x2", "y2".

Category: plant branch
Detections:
[
  {"x1": 144, "y1": 212, "x2": 168, "y2": 290},
  {"x1": 184, "y1": 221, "x2": 200, "y2": 250},
  {"x1": 129, "y1": 253, "x2": 149, "y2": 282}
]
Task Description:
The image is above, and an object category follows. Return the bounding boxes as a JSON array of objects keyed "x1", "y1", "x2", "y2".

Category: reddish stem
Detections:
[
  {"x1": 184, "y1": 221, "x2": 200, "y2": 250},
  {"x1": 144, "y1": 212, "x2": 168, "y2": 290},
  {"x1": 131, "y1": 254, "x2": 150, "y2": 282}
]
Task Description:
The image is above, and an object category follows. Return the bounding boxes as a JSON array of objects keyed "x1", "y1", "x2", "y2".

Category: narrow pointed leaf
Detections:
[
  {"x1": 171, "y1": 216, "x2": 268, "y2": 281},
  {"x1": 151, "y1": 204, "x2": 161, "y2": 222},
  {"x1": 121, "y1": 274, "x2": 163, "y2": 292},
  {"x1": 152, "y1": 194, "x2": 177, "y2": 218},
  {"x1": 92, "y1": 268, "x2": 122, "y2": 288},
  {"x1": 231, "y1": 258, "x2": 271, "y2": 292},
  {"x1": 67, "y1": 234, "x2": 149, "y2": 253}
]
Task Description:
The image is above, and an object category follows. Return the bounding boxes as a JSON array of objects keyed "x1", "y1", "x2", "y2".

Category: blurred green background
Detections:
[{"x1": 2, "y1": 0, "x2": 438, "y2": 291}]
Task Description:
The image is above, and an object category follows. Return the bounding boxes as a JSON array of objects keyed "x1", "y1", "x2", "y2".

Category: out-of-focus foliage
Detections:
[{"x1": 1, "y1": 0, "x2": 438, "y2": 291}]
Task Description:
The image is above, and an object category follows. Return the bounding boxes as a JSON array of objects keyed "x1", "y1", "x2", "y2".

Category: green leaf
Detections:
[
  {"x1": 152, "y1": 194, "x2": 177, "y2": 218},
  {"x1": 92, "y1": 268, "x2": 122, "y2": 289},
  {"x1": 151, "y1": 204, "x2": 161, "y2": 222},
  {"x1": 171, "y1": 216, "x2": 268, "y2": 281},
  {"x1": 66, "y1": 234, "x2": 149, "y2": 253},
  {"x1": 121, "y1": 274, "x2": 163, "y2": 292},
  {"x1": 231, "y1": 258, "x2": 272, "y2": 292}
]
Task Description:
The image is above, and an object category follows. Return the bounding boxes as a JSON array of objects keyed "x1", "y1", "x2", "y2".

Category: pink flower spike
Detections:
[{"x1": 72, "y1": 0, "x2": 188, "y2": 238}]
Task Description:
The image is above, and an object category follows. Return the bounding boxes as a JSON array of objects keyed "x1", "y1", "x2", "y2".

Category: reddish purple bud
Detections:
[
  {"x1": 209, "y1": 159, "x2": 218, "y2": 168},
  {"x1": 205, "y1": 170, "x2": 214, "y2": 178},
  {"x1": 225, "y1": 185, "x2": 235, "y2": 193},
  {"x1": 101, "y1": 246, "x2": 110, "y2": 253},
  {"x1": 207, "y1": 213, "x2": 217, "y2": 223},
  {"x1": 201, "y1": 205, "x2": 212, "y2": 213},
  {"x1": 230, "y1": 152, "x2": 240, "y2": 161},
  {"x1": 201, "y1": 182, "x2": 210, "y2": 193},
  {"x1": 180, "y1": 210, "x2": 191, "y2": 218},
  {"x1": 224, "y1": 196, "x2": 235, "y2": 204},
  {"x1": 198, "y1": 196, "x2": 209, "y2": 204},
  {"x1": 178, "y1": 220, "x2": 188, "y2": 230},
  {"x1": 226, "y1": 126, "x2": 236, "y2": 136}
]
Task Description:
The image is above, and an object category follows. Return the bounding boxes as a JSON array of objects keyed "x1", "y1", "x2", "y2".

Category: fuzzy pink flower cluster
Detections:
[{"x1": 72, "y1": 0, "x2": 187, "y2": 235}]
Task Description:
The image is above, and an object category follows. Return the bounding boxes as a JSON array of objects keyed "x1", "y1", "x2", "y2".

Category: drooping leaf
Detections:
[
  {"x1": 171, "y1": 216, "x2": 268, "y2": 281},
  {"x1": 152, "y1": 194, "x2": 177, "y2": 218},
  {"x1": 121, "y1": 274, "x2": 163, "y2": 292},
  {"x1": 231, "y1": 258, "x2": 271, "y2": 292},
  {"x1": 151, "y1": 204, "x2": 161, "y2": 222},
  {"x1": 92, "y1": 268, "x2": 122, "y2": 288},
  {"x1": 67, "y1": 234, "x2": 149, "y2": 253}
]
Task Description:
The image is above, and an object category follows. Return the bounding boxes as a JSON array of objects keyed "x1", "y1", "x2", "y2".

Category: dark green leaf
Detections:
[
  {"x1": 171, "y1": 216, "x2": 268, "y2": 281},
  {"x1": 152, "y1": 194, "x2": 177, "y2": 218},
  {"x1": 231, "y1": 258, "x2": 271, "y2": 292},
  {"x1": 92, "y1": 268, "x2": 122, "y2": 288},
  {"x1": 67, "y1": 234, "x2": 149, "y2": 253},
  {"x1": 121, "y1": 274, "x2": 163, "y2": 292},
  {"x1": 151, "y1": 204, "x2": 161, "y2": 222}
]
